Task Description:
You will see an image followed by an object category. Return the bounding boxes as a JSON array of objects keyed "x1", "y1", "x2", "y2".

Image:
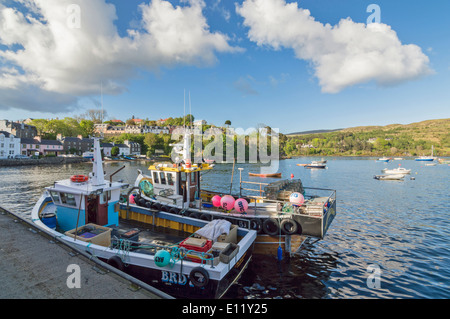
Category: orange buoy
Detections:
[{"x1": 70, "y1": 175, "x2": 89, "y2": 183}]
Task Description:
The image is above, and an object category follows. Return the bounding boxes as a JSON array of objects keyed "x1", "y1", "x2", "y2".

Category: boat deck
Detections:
[{"x1": 0, "y1": 206, "x2": 164, "y2": 299}]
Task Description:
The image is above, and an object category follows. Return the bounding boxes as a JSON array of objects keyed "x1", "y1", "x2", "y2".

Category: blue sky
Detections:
[{"x1": 0, "y1": 0, "x2": 449, "y2": 134}]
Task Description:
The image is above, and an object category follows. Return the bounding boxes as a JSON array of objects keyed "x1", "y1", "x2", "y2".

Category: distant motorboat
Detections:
[
  {"x1": 374, "y1": 174, "x2": 404, "y2": 180},
  {"x1": 393, "y1": 158, "x2": 404, "y2": 160},
  {"x1": 438, "y1": 158, "x2": 450, "y2": 164},
  {"x1": 305, "y1": 161, "x2": 327, "y2": 169},
  {"x1": 425, "y1": 163, "x2": 437, "y2": 166},
  {"x1": 382, "y1": 167, "x2": 411, "y2": 175},
  {"x1": 377, "y1": 157, "x2": 391, "y2": 162},
  {"x1": 82, "y1": 151, "x2": 94, "y2": 159}
]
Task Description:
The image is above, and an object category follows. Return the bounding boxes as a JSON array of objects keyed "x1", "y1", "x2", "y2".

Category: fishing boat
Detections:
[
  {"x1": 374, "y1": 174, "x2": 405, "y2": 180},
  {"x1": 304, "y1": 161, "x2": 327, "y2": 169},
  {"x1": 133, "y1": 130, "x2": 337, "y2": 258},
  {"x1": 415, "y1": 145, "x2": 436, "y2": 161},
  {"x1": 381, "y1": 167, "x2": 411, "y2": 175},
  {"x1": 31, "y1": 137, "x2": 256, "y2": 299},
  {"x1": 377, "y1": 157, "x2": 391, "y2": 162},
  {"x1": 248, "y1": 172, "x2": 282, "y2": 178}
]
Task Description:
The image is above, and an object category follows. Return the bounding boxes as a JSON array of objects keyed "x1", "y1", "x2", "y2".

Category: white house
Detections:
[{"x1": 0, "y1": 131, "x2": 21, "y2": 159}]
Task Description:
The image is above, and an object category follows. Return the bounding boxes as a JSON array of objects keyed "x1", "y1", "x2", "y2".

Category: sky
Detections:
[{"x1": 0, "y1": 0, "x2": 449, "y2": 134}]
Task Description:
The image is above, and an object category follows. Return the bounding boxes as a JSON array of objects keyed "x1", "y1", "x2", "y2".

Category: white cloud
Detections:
[
  {"x1": 0, "y1": 0, "x2": 240, "y2": 112},
  {"x1": 236, "y1": 0, "x2": 433, "y2": 93}
]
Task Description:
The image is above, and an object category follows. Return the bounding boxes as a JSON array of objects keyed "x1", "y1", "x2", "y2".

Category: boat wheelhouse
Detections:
[{"x1": 31, "y1": 137, "x2": 256, "y2": 299}]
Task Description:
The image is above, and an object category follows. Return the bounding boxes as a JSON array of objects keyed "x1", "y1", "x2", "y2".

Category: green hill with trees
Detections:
[{"x1": 282, "y1": 119, "x2": 450, "y2": 157}]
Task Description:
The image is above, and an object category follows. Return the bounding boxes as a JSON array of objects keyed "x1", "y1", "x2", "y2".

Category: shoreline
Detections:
[{"x1": 0, "y1": 156, "x2": 90, "y2": 167}]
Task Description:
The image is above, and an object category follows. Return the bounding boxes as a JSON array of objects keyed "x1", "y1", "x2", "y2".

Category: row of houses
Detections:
[
  {"x1": 0, "y1": 131, "x2": 141, "y2": 159},
  {"x1": 94, "y1": 124, "x2": 171, "y2": 136}
]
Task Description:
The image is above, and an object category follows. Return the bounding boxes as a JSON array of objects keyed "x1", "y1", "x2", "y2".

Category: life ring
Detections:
[
  {"x1": 107, "y1": 255, "x2": 124, "y2": 271},
  {"x1": 190, "y1": 267, "x2": 209, "y2": 288},
  {"x1": 250, "y1": 218, "x2": 263, "y2": 234},
  {"x1": 262, "y1": 218, "x2": 280, "y2": 236},
  {"x1": 70, "y1": 175, "x2": 89, "y2": 183},
  {"x1": 280, "y1": 219, "x2": 298, "y2": 235}
]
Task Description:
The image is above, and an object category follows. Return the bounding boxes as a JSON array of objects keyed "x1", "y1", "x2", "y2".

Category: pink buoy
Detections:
[
  {"x1": 220, "y1": 195, "x2": 235, "y2": 211},
  {"x1": 234, "y1": 198, "x2": 248, "y2": 213},
  {"x1": 289, "y1": 192, "x2": 304, "y2": 206},
  {"x1": 129, "y1": 194, "x2": 136, "y2": 204},
  {"x1": 212, "y1": 195, "x2": 222, "y2": 207}
]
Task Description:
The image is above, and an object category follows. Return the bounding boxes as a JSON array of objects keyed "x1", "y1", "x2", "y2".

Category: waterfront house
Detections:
[
  {"x1": 0, "y1": 120, "x2": 37, "y2": 139},
  {"x1": 124, "y1": 140, "x2": 141, "y2": 155},
  {"x1": 56, "y1": 134, "x2": 93, "y2": 155},
  {"x1": 0, "y1": 131, "x2": 21, "y2": 159},
  {"x1": 100, "y1": 142, "x2": 114, "y2": 156},
  {"x1": 20, "y1": 136, "x2": 63, "y2": 156}
]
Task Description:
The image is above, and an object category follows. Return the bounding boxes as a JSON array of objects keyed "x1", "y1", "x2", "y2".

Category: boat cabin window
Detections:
[
  {"x1": 167, "y1": 173, "x2": 174, "y2": 186},
  {"x1": 60, "y1": 193, "x2": 77, "y2": 207},
  {"x1": 101, "y1": 190, "x2": 111, "y2": 204},
  {"x1": 153, "y1": 172, "x2": 159, "y2": 184},
  {"x1": 159, "y1": 172, "x2": 166, "y2": 185},
  {"x1": 50, "y1": 191, "x2": 60, "y2": 204}
]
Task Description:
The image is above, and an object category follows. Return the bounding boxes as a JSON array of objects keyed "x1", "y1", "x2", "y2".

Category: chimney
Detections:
[
  {"x1": 35, "y1": 136, "x2": 41, "y2": 142},
  {"x1": 77, "y1": 135, "x2": 83, "y2": 140}
]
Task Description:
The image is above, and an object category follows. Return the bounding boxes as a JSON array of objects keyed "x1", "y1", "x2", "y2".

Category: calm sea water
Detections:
[{"x1": 1, "y1": 157, "x2": 449, "y2": 299}]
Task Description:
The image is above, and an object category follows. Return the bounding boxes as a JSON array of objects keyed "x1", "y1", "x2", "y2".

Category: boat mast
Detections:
[{"x1": 91, "y1": 137, "x2": 105, "y2": 186}]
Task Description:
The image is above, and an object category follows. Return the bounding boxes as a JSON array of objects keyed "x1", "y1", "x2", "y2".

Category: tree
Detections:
[
  {"x1": 111, "y1": 146, "x2": 119, "y2": 156},
  {"x1": 224, "y1": 120, "x2": 231, "y2": 127},
  {"x1": 79, "y1": 120, "x2": 95, "y2": 137},
  {"x1": 80, "y1": 109, "x2": 107, "y2": 124}
]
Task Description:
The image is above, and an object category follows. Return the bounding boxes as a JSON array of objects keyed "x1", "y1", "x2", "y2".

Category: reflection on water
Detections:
[{"x1": 0, "y1": 157, "x2": 449, "y2": 298}]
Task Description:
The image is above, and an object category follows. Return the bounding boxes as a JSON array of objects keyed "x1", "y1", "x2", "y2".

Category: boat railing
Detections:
[
  {"x1": 240, "y1": 185, "x2": 336, "y2": 216},
  {"x1": 239, "y1": 180, "x2": 269, "y2": 197}
]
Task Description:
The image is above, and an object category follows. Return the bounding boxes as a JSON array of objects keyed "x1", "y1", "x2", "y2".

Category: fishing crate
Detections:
[{"x1": 65, "y1": 223, "x2": 112, "y2": 247}]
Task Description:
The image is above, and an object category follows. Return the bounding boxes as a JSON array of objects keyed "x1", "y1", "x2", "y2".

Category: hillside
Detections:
[{"x1": 282, "y1": 118, "x2": 450, "y2": 157}]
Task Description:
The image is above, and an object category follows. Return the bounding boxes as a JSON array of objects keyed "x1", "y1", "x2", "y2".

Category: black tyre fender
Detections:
[
  {"x1": 107, "y1": 255, "x2": 124, "y2": 271},
  {"x1": 138, "y1": 198, "x2": 147, "y2": 207},
  {"x1": 189, "y1": 267, "x2": 209, "y2": 288},
  {"x1": 152, "y1": 202, "x2": 161, "y2": 211},
  {"x1": 280, "y1": 218, "x2": 298, "y2": 235},
  {"x1": 188, "y1": 211, "x2": 201, "y2": 219},
  {"x1": 200, "y1": 213, "x2": 212, "y2": 221},
  {"x1": 145, "y1": 201, "x2": 153, "y2": 209},
  {"x1": 169, "y1": 207, "x2": 180, "y2": 215},
  {"x1": 160, "y1": 205, "x2": 170, "y2": 212},
  {"x1": 249, "y1": 218, "x2": 263, "y2": 234},
  {"x1": 262, "y1": 218, "x2": 280, "y2": 236}
]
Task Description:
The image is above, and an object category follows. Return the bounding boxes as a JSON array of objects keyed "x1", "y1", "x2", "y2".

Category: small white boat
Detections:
[
  {"x1": 305, "y1": 161, "x2": 327, "y2": 169},
  {"x1": 393, "y1": 158, "x2": 404, "y2": 160},
  {"x1": 374, "y1": 174, "x2": 405, "y2": 180},
  {"x1": 381, "y1": 167, "x2": 411, "y2": 175},
  {"x1": 82, "y1": 151, "x2": 94, "y2": 159},
  {"x1": 425, "y1": 163, "x2": 437, "y2": 166},
  {"x1": 377, "y1": 157, "x2": 391, "y2": 162}
]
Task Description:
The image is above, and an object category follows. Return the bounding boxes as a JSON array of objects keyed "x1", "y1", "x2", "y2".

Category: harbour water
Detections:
[{"x1": 0, "y1": 157, "x2": 449, "y2": 299}]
